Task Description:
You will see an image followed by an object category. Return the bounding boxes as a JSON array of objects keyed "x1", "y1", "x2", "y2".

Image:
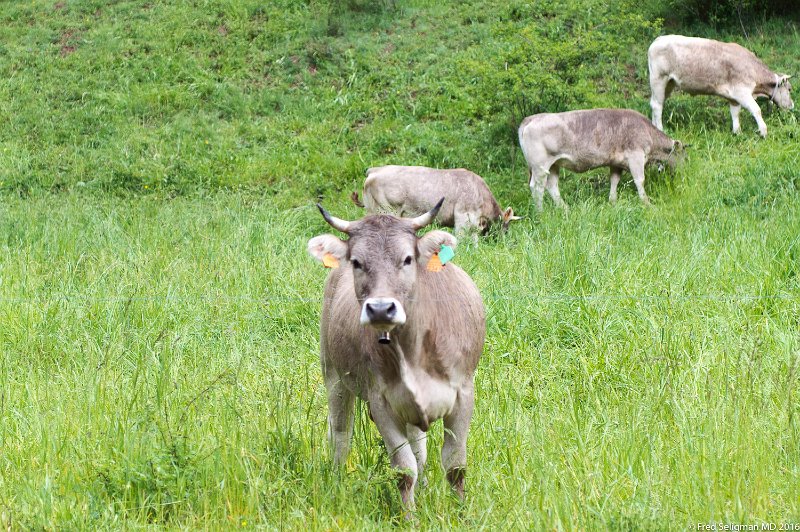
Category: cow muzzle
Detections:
[{"x1": 360, "y1": 297, "x2": 406, "y2": 331}]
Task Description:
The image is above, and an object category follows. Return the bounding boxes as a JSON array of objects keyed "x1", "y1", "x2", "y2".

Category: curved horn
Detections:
[
  {"x1": 409, "y1": 197, "x2": 445, "y2": 230},
  {"x1": 317, "y1": 204, "x2": 352, "y2": 233}
]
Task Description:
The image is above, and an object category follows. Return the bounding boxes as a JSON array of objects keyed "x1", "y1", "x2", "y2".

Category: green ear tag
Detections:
[{"x1": 438, "y1": 245, "x2": 455, "y2": 265}]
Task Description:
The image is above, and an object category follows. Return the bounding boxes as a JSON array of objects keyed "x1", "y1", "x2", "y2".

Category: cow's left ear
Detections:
[
  {"x1": 417, "y1": 230, "x2": 457, "y2": 266},
  {"x1": 779, "y1": 74, "x2": 793, "y2": 84},
  {"x1": 502, "y1": 206, "x2": 523, "y2": 222},
  {"x1": 308, "y1": 234, "x2": 348, "y2": 268}
]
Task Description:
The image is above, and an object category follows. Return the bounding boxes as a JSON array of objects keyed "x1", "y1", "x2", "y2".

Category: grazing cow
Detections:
[
  {"x1": 518, "y1": 109, "x2": 684, "y2": 210},
  {"x1": 307, "y1": 199, "x2": 485, "y2": 511},
  {"x1": 648, "y1": 35, "x2": 794, "y2": 137},
  {"x1": 352, "y1": 165, "x2": 521, "y2": 236}
]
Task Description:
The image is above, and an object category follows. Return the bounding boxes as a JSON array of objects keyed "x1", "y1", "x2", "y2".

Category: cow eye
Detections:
[
  {"x1": 403, "y1": 256, "x2": 413, "y2": 266},
  {"x1": 351, "y1": 259, "x2": 362, "y2": 269}
]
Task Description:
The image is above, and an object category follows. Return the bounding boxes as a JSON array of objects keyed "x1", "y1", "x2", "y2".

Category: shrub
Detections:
[
  {"x1": 458, "y1": 0, "x2": 662, "y2": 134},
  {"x1": 647, "y1": 0, "x2": 799, "y2": 25}
]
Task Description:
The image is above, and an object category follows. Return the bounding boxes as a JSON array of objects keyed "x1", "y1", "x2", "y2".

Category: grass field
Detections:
[{"x1": 2, "y1": 0, "x2": 800, "y2": 529}]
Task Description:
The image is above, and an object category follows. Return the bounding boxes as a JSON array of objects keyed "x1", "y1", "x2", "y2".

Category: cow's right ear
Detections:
[{"x1": 308, "y1": 235, "x2": 348, "y2": 268}]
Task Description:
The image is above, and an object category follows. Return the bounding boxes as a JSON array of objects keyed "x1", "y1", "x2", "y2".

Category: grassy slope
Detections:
[{"x1": 1, "y1": 0, "x2": 800, "y2": 529}]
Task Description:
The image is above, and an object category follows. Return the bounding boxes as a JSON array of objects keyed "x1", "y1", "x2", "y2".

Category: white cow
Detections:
[
  {"x1": 518, "y1": 109, "x2": 684, "y2": 210},
  {"x1": 353, "y1": 165, "x2": 521, "y2": 236},
  {"x1": 649, "y1": 35, "x2": 793, "y2": 137}
]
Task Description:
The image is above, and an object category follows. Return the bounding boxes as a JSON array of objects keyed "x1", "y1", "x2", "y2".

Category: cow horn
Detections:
[
  {"x1": 409, "y1": 197, "x2": 445, "y2": 230},
  {"x1": 317, "y1": 204, "x2": 352, "y2": 233}
]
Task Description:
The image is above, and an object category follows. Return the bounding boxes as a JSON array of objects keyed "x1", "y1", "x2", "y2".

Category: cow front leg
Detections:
[
  {"x1": 454, "y1": 212, "x2": 480, "y2": 243},
  {"x1": 407, "y1": 424, "x2": 428, "y2": 488},
  {"x1": 529, "y1": 166, "x2": 548, "y2": 212},
  {"x1": 739, "y1": 95, "x2": 768, "y2": 137},
  {"x1": 442, "y1": 385, "x2": 474, "y2": 500},
  {"x1": 627, "y1": 155, "x2": 651, "y2": 205},
  {"x1": 323, "y1": 368, "x2": 355, "y2": 466},
  {"x1": 369, "y1": 398, "x2": 418, "y2": 510},
  {"x1": 730, "y1": 102, "x2": 742, "y2": 134},
  {"x1": 609, "y1": 167, "x2": 622, "y2": 204},
  {"x1": 545, "y1": 168, "x2": 568, "y2": 210}
]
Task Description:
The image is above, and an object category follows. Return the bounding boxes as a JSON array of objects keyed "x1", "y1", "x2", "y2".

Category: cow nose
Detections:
[
  {"x1": 360, "y1": 297, "x2": 407, "y2": 330},
  {"x1": 366, "y1": 300, "x2": 396, "y2": 321}
]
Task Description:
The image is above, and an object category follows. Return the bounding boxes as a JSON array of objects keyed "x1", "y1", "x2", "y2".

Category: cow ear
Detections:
[
  {"x1": 417, "y1": 230, "x2": 457, "y2": 265},
  {"x1": 308, "y1": 235, "x2": 347, "y2": 268},
  {"x1": 503, "y1": 206, "x2": 523, "y2": 222}
]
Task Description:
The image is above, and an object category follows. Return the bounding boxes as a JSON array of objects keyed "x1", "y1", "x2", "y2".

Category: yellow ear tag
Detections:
[
  {"x1": 426, "y1": 253, "x2": 443, "y2": 272},
  {"x1": 322, "y1": 253, "x2": 339, "y2": 269}
]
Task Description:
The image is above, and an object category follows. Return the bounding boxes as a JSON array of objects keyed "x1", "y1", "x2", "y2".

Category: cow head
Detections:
[
  {"x1": 666, "y1": 139, "x2": 688, "y2": 169},
  {"x1": 308, "y1": 199, "x2": 456, "y2": 337},
  {"x1": 500, "y1": 207, "x2": 523, "y2": 233},
  {"x1": 772, "y1": 75, "x2": 794, "y2": 110},
  {"x1": 482, "y1": 206, "x2": 522, "y2": 235}
]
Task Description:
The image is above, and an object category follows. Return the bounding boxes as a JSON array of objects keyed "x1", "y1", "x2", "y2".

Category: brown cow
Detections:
[
  {"x1": 353, "y1": 165, "x2": 521, "y2": 236},
  {"x1": 307, "y1": 199, "x2": 485, "y2": 511},
  {"x1": 518, "y1": 109, "x2": 684, "y2": 210},
  {"x1": 649, "y1": 35, "x2": 793, "y2": 137}
]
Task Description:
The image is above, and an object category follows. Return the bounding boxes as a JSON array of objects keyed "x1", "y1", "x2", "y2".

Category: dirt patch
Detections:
[
  {"x1": 59, "y1": 30, "x2": 78, "y2": 57},
  {"x1": 54, "y1": 1, "x2": 66, "y2": 10},
  {"x1": 217, "y1": 24, "x2": 228, "y2": 36}
]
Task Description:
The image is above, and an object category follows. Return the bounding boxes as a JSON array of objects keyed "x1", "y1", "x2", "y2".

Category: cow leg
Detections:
[
  {"x1": 627, "y1": 154, "x2": 650, "y2": 205},
  {"x1": 649, "y1": 75, "x2": 668, "y2": 130},
  {"x1": 609, "y1": 167, "x2": 622, "y2": 204},
  {"x1": 369, "y1": 398, "x2": 418, "y2": 509},
  {"x1": 407, "y1": 424, "x2": 428, "y2": 488},
  {"x1": 323, "y1": 364, "x2": 355, "y2": 466},
  {"x1": 454, "y1": 212, "x2": 480, "y2": 243},
  {"x1": 730, "y1": 102, "x2": 742, "y2": 134},
  {"x1": 739, "y1": 95, "x2": 768, "y2": 137},
  {"x1": 442, "y1": 385, "x2": 474, "y2": 500},
  {"x1": 529, "y1": 166, "x2": 548, "y2": 212},
  {"x1": 545, "y1": 168, "x2": 568, "y2": 210}
]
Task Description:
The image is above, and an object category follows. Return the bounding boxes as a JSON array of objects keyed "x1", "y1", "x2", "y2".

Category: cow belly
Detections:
[{"x1": 560, "y1": 155, "x2": 609, "y2": 174}]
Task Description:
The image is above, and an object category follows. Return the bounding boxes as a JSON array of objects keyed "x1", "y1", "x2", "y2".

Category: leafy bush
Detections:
[
  {"x1": 457, "y1": 0, "x2": 662, "y2": 136},
  {"x1": 647, "y1": 0, "x2": 799, "y2": 25}
]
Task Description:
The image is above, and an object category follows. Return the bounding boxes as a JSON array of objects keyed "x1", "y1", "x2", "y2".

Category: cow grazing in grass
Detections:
[
  {"x1": 518, "y1": 109, "x2": 684, "y2": 210},
  {"x1": 352, "y1": 165, "x2": 521, "y2": 236},
  {"x1": 648, "y1": 35, "x2": 794, "y2": 137},
  {"x1": 307, "y1": 199, "x2": 485, "y2": 511}
]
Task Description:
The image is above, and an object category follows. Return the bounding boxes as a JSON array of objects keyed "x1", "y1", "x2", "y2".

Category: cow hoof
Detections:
[{"x1": 446, "y1": 468, "x2": 465, "y2": 500}]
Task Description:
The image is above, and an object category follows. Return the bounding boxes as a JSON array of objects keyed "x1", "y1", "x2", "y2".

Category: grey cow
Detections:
[
  {"x1": 518, "y1": 109, "x2": 684, "y2": 210},
  {"x1": 307, "y1": 200, "x2": 485, "y2": 511},
  {"x1": 649, "y1": 35, "x2": 793, "y2": 137},
  {"x1": 353, "y1": 165, "x2": 521, "y2": 236}
]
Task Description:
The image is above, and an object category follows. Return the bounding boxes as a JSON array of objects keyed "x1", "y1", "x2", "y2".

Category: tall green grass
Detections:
[{"x1": 2, "y1": 181, "x2": 800, "y2": 528}]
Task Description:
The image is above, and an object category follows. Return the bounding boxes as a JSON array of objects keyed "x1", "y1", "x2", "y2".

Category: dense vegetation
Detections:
[{"x1": 1, "y1": 0, "x2": 799, "y2": 528}]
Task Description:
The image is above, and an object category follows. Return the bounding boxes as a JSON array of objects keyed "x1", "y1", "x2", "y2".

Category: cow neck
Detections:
[
  {"x1": 382, "y1": 337, "x2": 429, "y2": 430},
  {"x1": 756, "y1": 73, "x2": 779, "y2": 100},
  {"x1": 378, "y1": 299, "x2": 426, "y2": 373},
  {"x1": 382, "y1": 313, "x2": 422, "y2": 369}
]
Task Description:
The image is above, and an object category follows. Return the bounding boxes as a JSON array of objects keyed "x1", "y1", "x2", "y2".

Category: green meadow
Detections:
[{"x1": 1, "y1": 0, "x2": 800, "y2": 529}]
